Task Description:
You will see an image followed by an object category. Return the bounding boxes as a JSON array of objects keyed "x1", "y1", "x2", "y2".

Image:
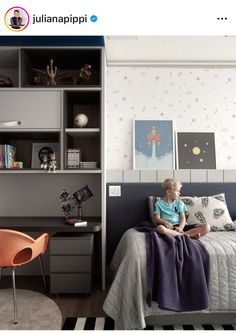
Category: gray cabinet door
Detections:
[{"x1": 0, "y1": 91, "x2": 60, "y2": 128}]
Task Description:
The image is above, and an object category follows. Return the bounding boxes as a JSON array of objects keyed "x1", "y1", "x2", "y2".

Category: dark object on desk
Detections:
[
  {"x1": 73, "y1": 185, "x2": 93, "y2": 222},
  {"x1": 59, "y1": 189, "x2": 74, "y2": 219},
  {"x1": 0, "y1": 75, "x2": 13, "y2": 87},
  {"x1": 59, "y1": 185, "x2": 93, "y2": 222},
  {"x1": 65, "y1": 218, "x2": 87, "y2": 227}
]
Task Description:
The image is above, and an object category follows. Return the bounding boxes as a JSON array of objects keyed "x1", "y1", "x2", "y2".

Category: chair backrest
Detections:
[
  {"x1": 0, "y1": 229, "x2": 48, "y2": 267},
  {"x1": 32, "y1": 233, "x2": 49, "y2": 259}
]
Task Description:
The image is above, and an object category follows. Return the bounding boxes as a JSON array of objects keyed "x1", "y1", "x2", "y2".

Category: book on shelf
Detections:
[
  {"x1": 79, "y1": 161, "x2": 98, "y2": 169},
  {"x1": 65, "y1": 218, "x2": 87, "y2": 227},
  {"x1": 0, "y1": 144, "x2": 16, "y2": 169}
]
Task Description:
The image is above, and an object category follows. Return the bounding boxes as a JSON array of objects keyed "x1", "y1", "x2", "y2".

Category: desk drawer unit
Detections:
[{"x1": 50, "y1": 233, "x2": 94, "y2": 294}]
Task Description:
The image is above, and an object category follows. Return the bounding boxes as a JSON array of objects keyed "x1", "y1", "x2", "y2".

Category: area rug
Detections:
[
  {"x1": 0, "y1": 289, "x2": 62, "y2": 330},
  {"x1": 62, "y1": 317, "x2": 236, "y2": 330}
]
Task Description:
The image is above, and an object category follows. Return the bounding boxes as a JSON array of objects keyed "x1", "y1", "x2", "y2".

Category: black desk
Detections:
[
  {"x1": 0, "y1": 216, "x2": 101, "y2": 232},
  {"x1": 0, "y1": 216, "x2": 101, "y2": 294}
]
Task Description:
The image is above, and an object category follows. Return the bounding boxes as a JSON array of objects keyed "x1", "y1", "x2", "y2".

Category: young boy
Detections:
[{"x1": 154, "y1": 179, "x2": 210, "y2": 239}]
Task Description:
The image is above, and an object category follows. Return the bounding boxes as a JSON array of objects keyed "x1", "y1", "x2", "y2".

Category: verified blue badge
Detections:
[{"x1": 90, "y1": 15, "x2": 97, "y2": 22}]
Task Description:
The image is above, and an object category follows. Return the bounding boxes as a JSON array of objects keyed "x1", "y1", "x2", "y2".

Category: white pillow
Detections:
[{"x1": 181, "y1": 193, "x2": 235, "y2": 231}]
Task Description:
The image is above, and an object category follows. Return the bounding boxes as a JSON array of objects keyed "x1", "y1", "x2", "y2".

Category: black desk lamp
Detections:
[{"x1": 73, "y1": 185, "x2": 93, "y2": 222}]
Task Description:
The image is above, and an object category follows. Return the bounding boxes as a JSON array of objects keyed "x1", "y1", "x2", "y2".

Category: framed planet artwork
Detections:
[
  {"x1": 133, "y1": 119, "x2": 174, "y2": 170},
  {"x1": 177, "y1": 132, "x2": 216, "y2": 169}
]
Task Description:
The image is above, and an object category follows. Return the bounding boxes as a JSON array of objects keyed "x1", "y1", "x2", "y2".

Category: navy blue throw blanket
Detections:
[{"x1": 135, "y1": 221, "x2": 210, "y2": 312}]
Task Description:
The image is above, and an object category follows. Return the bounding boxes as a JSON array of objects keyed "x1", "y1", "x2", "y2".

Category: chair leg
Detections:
[
  {"x1": 38, "y1": 255, "x2": 46, "y2": 289},
  {"x1": 0, "y1": 267, "x2": 5, "y2": 282},
  {"x1": 12, "y1": 267, "x2": 18, "y2": 324}
]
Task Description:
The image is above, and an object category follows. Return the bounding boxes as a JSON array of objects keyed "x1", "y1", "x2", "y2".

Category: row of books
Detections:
[
  {"x1": 0, "y1": 144, "x2": 23, "y2": 169},
  {"x1": 0, "y1": 144, "x2": 16, "y2": 169}
]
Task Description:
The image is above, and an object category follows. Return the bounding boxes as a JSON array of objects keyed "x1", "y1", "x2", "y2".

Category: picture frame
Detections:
[
  {"x1": 176, "y1": 132, "x2": 216, "y2": 169},
  {"x1": 133, "y1": 119, "x2": 174, "y2": 170},
  {"x1": 31, "y1": 142, "x2": 60, "y2": 169}
]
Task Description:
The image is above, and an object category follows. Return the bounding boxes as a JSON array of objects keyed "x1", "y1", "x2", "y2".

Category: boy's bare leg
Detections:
[
  {"x1": 156, "y1": 225, "x2": 183, "y2": 237},
  {"x1": 184, "y1": 223, "x2": 210, "y2": 239}
]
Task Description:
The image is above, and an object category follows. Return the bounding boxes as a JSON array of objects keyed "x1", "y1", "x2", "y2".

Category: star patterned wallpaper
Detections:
[{"x1": 106, "y1": 67, "x2": 236, "y2": 169}]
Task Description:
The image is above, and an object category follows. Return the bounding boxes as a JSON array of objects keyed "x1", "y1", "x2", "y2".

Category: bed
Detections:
[{"x1": 103, "y1": 182, "x2": 236, "y2": 330}]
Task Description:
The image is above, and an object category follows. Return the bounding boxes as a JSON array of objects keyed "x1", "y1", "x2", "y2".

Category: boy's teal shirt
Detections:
[{"x1": 154, "y1": 199, "x2": 187, "y2": 225}]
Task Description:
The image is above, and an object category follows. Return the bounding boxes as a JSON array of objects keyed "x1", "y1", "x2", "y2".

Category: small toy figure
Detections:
[
  {"x1": 40, "y1": 154, "x2": 48, "y2": 170},
  {"x1": 33, "y1": 58, "x2": 58, "y2": 87},
  {"x1": 74, "y1": 64, "x2": 92, "y2": 85},
  {"x1": 0, "y1": 74, "x2": 13, "y2": 87},
  {"x1": 48, "y1": 153, "x2": 57, "y2": 173},
  {"x1": 47, "y1": 59, "x2": 57, "y2": 87}
]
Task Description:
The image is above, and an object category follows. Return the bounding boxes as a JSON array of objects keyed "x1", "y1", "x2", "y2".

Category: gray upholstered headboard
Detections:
[{"x1": 106, "y1": 182, "x2": 236, "y2": 263}]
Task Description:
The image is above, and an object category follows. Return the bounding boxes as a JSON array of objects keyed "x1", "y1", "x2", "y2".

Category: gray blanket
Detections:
[
  {"x1": 103, "y1": 229, "x2": 236, "y2": 330},
  {"x1": 135, "y1": 222, "x2": 210, "y2": 311}
]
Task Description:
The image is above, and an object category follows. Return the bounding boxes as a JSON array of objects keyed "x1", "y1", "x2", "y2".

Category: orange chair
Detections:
[{"x1": 0, "y1": 230, "x2": 48, "y2": 324}]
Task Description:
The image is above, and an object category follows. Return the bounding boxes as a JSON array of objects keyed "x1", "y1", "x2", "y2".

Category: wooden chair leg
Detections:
[
  {"x1": 12, "y1": 267, "x2": 18, "y2": 324},
  {"x1": 38, "y1": 255, "x2": 46, "y2": 288}
]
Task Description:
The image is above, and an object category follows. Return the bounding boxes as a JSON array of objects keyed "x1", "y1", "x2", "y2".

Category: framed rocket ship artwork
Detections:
[
  {"x1": 176, "y1": 132, "x2": 216, "y2": 169},
  {"x1": 133, "y1": 119, "x2": 174, "y2": 170}
]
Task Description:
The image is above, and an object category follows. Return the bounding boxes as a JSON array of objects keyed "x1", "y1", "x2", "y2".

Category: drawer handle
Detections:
[{"x1": 0, "y1": 121, "x2": 22, "y2": 127}]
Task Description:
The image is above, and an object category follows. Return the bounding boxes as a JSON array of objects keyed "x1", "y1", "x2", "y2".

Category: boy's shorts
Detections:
[{"x1": 173, "y1": 224, "x2": 197, "y2": 231}]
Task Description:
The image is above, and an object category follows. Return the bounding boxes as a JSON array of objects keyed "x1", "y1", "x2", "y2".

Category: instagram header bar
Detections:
[{"x1": 0, "y1": 0, "x2": 236, "y2": 35}]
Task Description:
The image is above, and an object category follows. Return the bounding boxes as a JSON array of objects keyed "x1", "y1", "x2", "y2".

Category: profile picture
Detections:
[{"x1": 5, "y1": 7, "x2": 29, "y2": 32}]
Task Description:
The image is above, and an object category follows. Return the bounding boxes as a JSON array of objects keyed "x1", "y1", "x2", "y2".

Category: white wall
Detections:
[{"x1": 106, "y1": 66, "x2": 236, "y2": 169}]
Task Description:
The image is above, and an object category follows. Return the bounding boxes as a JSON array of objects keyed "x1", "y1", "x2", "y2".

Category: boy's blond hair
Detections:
[{"x1": 162, "y1": 178, "x2": 182, "y2": 192}]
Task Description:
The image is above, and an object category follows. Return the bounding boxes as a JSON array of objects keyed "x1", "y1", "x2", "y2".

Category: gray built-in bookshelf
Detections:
[{"x1": 0, "y1": 38, "x2": 106, "y2": 289}]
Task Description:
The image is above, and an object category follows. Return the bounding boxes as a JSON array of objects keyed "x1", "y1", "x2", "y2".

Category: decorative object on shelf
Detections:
[
  {"x1": 33, "y1": 61, "x2": 92, "y2": 86},
  {"x1": 74, "y1": 113, "x2": 88, "y2": 128},
  {"x1": 11, "y1": 161, "x2": 23, "y2": 169},
  {"x1": 40, "y1": 155, "x2": 48, "y2": 170},
  {"x1": 59, "y1": 185, "x2": 93, "y2": 222},
  {"x1": 177, "y1": 132, "x2": 216, "y2": 169},
  {"x1": 67, "y1": 148, "x2": 81, "y2": 168},
  {"x1": 33, "y1": 58, "x2": 58, "y2": 87},
  {"x1": 133, "y1": 119, "x2": 174, "y2": 170},
  {"x1": 59, "y1": 64, "x2": 92, "y2": 86},
  {"x1": 75, "y1": 64, "x2": 92, "y2": 85},
  {"x1": 79, "y1": 161, "x2": 98, "y2": 169},
  {"x1": 40, "y1": 153, "x2": 57, "y2": 172},
  {"x1": 31, "y1": 143, "x2": 60, "y2": 169},
  {"x1": 0, "y1": 74, "x2": 13, "y2": 87},
  {"x1": 48, "y1": 153, "x2": 57, "y2": 173}
]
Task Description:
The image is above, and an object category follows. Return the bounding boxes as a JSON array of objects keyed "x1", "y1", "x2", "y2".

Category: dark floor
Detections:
[{"x1": 0, "y1": 275, "x2": 110, "y2": 327}]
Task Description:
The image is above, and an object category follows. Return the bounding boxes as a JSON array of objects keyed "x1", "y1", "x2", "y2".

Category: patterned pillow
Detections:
[{"x1": 181, "y1": 193, "x2": 235, "y2": 231}]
